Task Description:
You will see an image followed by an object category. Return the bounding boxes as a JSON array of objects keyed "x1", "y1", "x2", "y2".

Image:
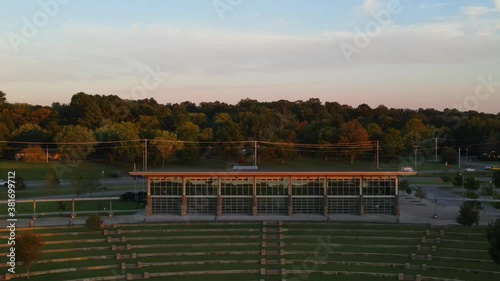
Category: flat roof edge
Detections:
[{"x1": 129, "y1": 171, "x2": 417, "y2": 177}]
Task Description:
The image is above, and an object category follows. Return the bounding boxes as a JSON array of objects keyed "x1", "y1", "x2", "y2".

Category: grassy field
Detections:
[
  {"x1": 0, "y1": 157, "x2": 481, "y2": 181},
  {"x1": 0, "y1": 222, "x2": 498, "y2": 281},
  {"x1": 0, "y1": 184, "x2": 143, "y2": 200},
  {"x1": 0, "y1": 199, "x2": 143, "y2": 216},
  {"x1": 0, "y1": 160, "x2": 128, "y2": 181}
]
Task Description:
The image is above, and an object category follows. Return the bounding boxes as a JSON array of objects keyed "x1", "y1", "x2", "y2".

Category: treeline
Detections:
[{"x1": 0, "y1": 91, "x2": 499, "y2": 164}]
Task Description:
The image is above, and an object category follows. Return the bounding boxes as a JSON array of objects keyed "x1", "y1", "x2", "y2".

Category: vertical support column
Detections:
[
  {"x1": 217, "y1": 177, "x2": 222, "y2": 216},
  {"x1": 252, "y1": 177, "x2": 257, "y2": 216},
  {"x1": 359, "y1": 177, "x2": 364, "y2": 216},
  {"x1": 181, "y1": 177, "x2": 187, "y2": 216},
  {"x1": 146, "y1": 177, "x2": 151, "y2": 216},
  {"x1": 71, "y1": 199, "x2": 75, "y2": 218},
  {"x1": 395, "y1": 177, "x2": 400, "y2": 217},
  {"x1": 323, "y1": 177, "x2": 328, "y2": 217},
  {"x1": 288, "y1": 177, "x2": 293, "y2": 217},
  {"x1": 33, "y1": 200, "x2": 37, "y2": 218}
]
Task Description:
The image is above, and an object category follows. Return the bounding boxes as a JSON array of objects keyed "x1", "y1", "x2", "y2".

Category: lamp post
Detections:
[{"x1": 101, "y1": 170, "x2": 104, "y2": 191}]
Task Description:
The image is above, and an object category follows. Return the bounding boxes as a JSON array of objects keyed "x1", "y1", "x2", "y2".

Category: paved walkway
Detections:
[{"x1": 2, "y1": 192, "x2": 500, "y2": 228}]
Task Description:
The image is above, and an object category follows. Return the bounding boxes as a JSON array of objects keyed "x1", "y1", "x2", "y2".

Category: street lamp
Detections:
[{"x1": 101, "y1": 170, "x2": 104, "y2": 191}]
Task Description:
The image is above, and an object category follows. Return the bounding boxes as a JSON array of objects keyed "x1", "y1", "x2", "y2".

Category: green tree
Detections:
[
  {"x1": 493, "y1": 170, "x2": 500, "y2": 189},
  {"x1": 402, "y1": 118, "x2": 433, "y2": 149},
  {"x1": 456, "y1": 202, "x2": 480, "y2": 237},
  {"x1": 486, "y1": 218, "x2": 500, "y2": 265},
  {"x1": 69, "y1": 92, "x2": 104, "y2": 128},
  {"x1": 440, "y1": 147, "x2": 458, "y2": 164},
  {"x1": 213, "y1": 113, "x2": 244, "y2": 159},
  {"x1": 176, "y1": 121, "x2": 200, "y2": 162},
  {"x1": 70, "y1": 175, "x2": 85, "y2": 197},
  {"x1": 55, "y1": 125, "x2": 96, "y2": 163},
  {"x1": 96, "y1": 122, "x2": 141, "y2": 163},
  {"x1": 464, "y1": 176, "x2": 480, "y2": 191},
  {"x1": 151, "y1": 130, "x2": 183, "y2": 168},
  {"x1": 11, "y1": 123, "x2": 47, "y2": 142},
  {"x1": 85, "y1": 214, "x2": 103, "y2": 230},
  {"x1": 415, "y1": 189, "x2": 427, "y2": 204},
  {"x1": 16, "y1": 175, "x2": 27, "y2": 190},
  {"x1": 452, "y1": 173, "x2": 463, "y2": 187},
  {"x1": 381, "y1": 128, "x2": 404, "y2": 159},
  {"x1": 0, "y1": 90, "x2": 6, "y2": 103},
  {"x1": 15, "y1": 231, "x2": 44, "y2": 279},
  {"x1": 399, "y1": 179, "x2": 410, "y2": 195},
  {"x1": 339, "y1": 119, "x2": 371, "y2": 164}
]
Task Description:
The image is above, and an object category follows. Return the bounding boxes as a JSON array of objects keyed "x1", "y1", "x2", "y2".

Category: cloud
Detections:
[
  {"x1": 495, "y1": 0, "x2": 500, "y2": 11},
  {"x1": 461, "y1": 6, "x2": 490, "y2": 16},
  {"x1": 362, "y1": 0, "x2": 379, "y2": 14},
  {"x1": 420, "y1": 3, "x2": 448, "y2": 10}
]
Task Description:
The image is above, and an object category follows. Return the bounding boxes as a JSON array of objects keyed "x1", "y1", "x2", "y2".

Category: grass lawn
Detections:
[
  {"x1": 0, "y1": 184, "x2": 140, "y2": 200},
  {"x1": 1, "y1": 222, "x2": 499, "y2": 281},
  {"x1": 0, "y1": 199, "x2": 143, "y2": 215},
  {"x1": 0, "y1": 160, "x2": 127, "y2": 181}
]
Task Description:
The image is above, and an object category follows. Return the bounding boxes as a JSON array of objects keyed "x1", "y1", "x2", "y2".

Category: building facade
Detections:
[{"x1": 128, "y1": 171, "x2": 416, "y2": 217}]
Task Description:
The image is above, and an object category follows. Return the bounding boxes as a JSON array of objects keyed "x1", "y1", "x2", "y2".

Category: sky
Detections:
[{"x1": 0, "y1": 0, "x2": 499, "y2": 113}]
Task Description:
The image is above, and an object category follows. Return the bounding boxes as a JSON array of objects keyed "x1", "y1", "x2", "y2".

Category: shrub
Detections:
[
  {"x1": 85, "y1": 214, "x2": 103, "y2": 230},
  {"x1": 406, "y1": 187, "x2": 413, "y2": 195}
]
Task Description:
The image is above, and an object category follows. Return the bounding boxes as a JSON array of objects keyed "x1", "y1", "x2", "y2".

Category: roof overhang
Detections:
[{"x1": 129, "y1": 171, "x2": 417, "y2": 177}]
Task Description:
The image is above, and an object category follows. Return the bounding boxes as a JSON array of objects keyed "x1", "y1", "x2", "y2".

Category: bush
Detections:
[
  {"x1": 85, "y1": 214, "x2": 103, "y2": 230},
  {"x1": 464, "y1": 190, "x2": 479, "y2": 199},
  {"x1": 120, "y1": 191, "x2": 147, "y2": 202},
  {"x1": 464, "y1": 176, "x2": 480, "y2": 191},
  {"x1": 406, "y1": 187, "x2": 413, "y2": 195},
  {"x1": 16, "y1": 175, "x2": 27, "y2": 190},
  {"x1": 452, "y1": 173, "x2": 463, "y2": 187},
  {"x1": 439, "y1": 173, "x2": 452, "y2": 183},
  {"x1": 45, "y1": 172, "x2": 60, "y2": 186}
]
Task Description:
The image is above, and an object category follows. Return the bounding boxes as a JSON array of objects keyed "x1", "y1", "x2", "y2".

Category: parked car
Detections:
[
  {"x1": 465, "y1": 168, "x2": 475, "y2": 172},
  {"x1": 484, "y1": 165, "x2": 493, "y2": 170},
  {"x1": 401, "y1": 167, "x2": 414, "y2": 172},
  {"x1": 0, "y1": 180, "x2": 8, "y2": 187}
]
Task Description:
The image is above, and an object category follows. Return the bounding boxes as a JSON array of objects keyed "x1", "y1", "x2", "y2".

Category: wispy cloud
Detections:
[
  {"x1": 461, "y1": 6, "x2": 491, "y2": 16},
  {"x1": 362, "y1": 0, "x2": 379, "y2": 14},
  {"x1": 420, "y1": 3, "x2": 448, "y2": 10},
  {"x1": 494, "y1": 0, "x2": 500, "y2": 11}
]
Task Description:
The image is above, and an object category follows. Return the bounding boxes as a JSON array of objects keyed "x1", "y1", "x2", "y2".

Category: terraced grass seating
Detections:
[{"x1": 1, "y1": 222, "x2": 499, "y2": 281}]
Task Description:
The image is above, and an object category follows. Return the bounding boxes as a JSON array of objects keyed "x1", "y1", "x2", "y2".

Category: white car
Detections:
[
  {"x1": 484, "y1": 165, "x2": 493, "y2": 170},
  {"x1": 0, "y1": 180, "x2": 8, "y2": 187},
  {"x1": 464, "y1": 168, "x2": 475, "y2": 172}
]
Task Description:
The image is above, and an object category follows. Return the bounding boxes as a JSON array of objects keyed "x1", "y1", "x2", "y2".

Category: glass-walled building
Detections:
[{"x1": 129, "y1": 171, "x2": 415, "y2": 217}]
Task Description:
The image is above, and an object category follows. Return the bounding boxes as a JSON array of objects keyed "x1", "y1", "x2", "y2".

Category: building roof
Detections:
[{"x1": 129, "y1": 170, "x2": 416, "y2": 177}]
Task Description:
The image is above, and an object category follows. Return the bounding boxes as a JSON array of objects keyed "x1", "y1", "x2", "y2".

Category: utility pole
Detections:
[
  {"x1": 466, "y1": 147, "x2": 469, "y2": 162},
  {"x1": 434, "y1": 138, "x2": 438, "y2": 161},
  {"x1": 376, "y1": 141, "x2": 380, "y2": 169},
  {"x1": 254, "y1": 141, "x2": 258, "y2": 167},
  {"x1": 414, "y1": 145, "x2": 419, "y2": 171},
  {"x1": 144, "y1": 139, "x2": 148, "y2": 171},
  {"x1": 46, "y1": 145, "x2": 49, "y2": 163},
  {"x1": 458, "y1": 147, "x2": 461, "y2": 171}
]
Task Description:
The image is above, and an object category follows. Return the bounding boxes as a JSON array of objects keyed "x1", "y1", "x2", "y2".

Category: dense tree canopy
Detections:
[{"x1": 0, "y1": 92, "x2": 499, "y2": 164}]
